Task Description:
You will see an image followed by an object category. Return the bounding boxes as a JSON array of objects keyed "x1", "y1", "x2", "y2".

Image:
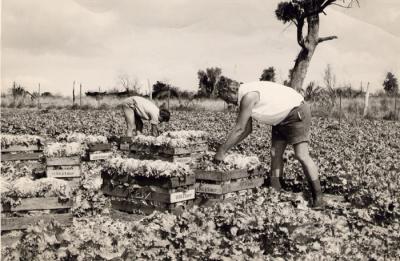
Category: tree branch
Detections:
[
  {"x1": 318, "y1": 35, "x2": 338, "y2": 43},
  {"x1": 296, "y1": 18, "x2": 306, "y2": 48}
]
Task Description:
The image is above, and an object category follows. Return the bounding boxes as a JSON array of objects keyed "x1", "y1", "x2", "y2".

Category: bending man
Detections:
[
  {"x1": 215, "y1": 81, "x2": 325, "y2": 208},
  {"x1": 122, "y1": 96, "x2": 170, "y2": 137}
]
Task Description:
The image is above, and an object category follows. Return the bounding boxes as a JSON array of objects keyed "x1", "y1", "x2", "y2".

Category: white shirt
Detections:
[
  {"x1": 131, "y1": 96, "x2": 160, "y2": 124},
  {"x1": 238, "y1": 81, "x2": 304, "y2": 125}
]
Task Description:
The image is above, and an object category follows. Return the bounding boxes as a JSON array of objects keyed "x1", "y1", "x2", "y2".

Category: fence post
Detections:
[
  {"x1": 363, "y1": 83, "x2": 370, "y2": 118},
  {"x1": 38, "y1": 83, "x2": 41, "y2": 108},
  {"x1": 72, "y1": 81, "x2": 76, "y2": 105},
  {"x1": 339, "y1": 91, "x2": 342, "y2": 128},
  {"x1": 395, "y1": 94, "x2": 398, "y2": 121},
  {"x1": 167, "y1": 85, "x2": 170, "y2": 110},
  {"x1": 80, "y1": 83, "x2": 82, "y2": 107}
]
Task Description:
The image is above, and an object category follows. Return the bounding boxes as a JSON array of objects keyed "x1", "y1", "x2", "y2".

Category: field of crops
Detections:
[{"x1": 1, "y1": 107, "x2": 400, "y2": 260}]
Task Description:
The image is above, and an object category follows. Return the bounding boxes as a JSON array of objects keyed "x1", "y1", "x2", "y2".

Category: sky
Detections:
[{"x1": 1, "y1": 0, "x2": 400, "y2": 96}]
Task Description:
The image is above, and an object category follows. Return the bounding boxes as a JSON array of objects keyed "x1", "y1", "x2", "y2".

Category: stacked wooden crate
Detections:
[
  {"x1": 56, "y1": 132, "x2": 112, "y2": 161},
  {"x1": 101, "y1": 157, "x2": 195, "y2": 215},
  {"x1": 1, "y1": 135, "x2": 44, "y2": 162},
  {"x1": 44, "y1": 142, "x2": 84, "y2": 188},
  {"x1": 119, "y1": 136, "x2": 132, "y2": 151},
  {"x1": 86, "y1": 143, "x2": 112, "y2": 161},
  {"x1": 195, "y1": 153, "x2": 265, "y2": 205},
  {"x1": 129, "y1": 131, "x2": 208, "y2": 166},
  {"x1": 1, "y1": 177, "x2": 73, "y2": 245}
]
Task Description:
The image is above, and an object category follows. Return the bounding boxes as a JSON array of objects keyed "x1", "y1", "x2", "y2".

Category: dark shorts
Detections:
[{"x1": 272, "y1": 102, "x2": 311, "y2": 145}]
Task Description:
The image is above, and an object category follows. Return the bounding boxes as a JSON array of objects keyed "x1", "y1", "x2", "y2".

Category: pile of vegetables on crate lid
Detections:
[
  {"x1": 56, "y1": 132, "x2": 108, "y2": 145},
  {"x1": 197, "y1": 152, "x2": 261, "y2": 171},
  {"x1": 131, "y1": 130, "x2": 208, "y2": 148},
  {"x1": 44, "y1": 142, "x2": 85, "y2": 157},
  {"x1": 1, "y1": 176, "x2": 72, "y2": 206},
  {"x1": 103, "y1": 157, "x2": 193, "y2": 178},
  {"x1": 1, "y1": 134, "x2": 44, "y2": 147}
]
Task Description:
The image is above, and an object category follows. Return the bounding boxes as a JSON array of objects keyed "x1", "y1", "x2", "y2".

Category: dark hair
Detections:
[
  {"x1": 159, "y1": 108, "x2": 171, "y2": 122},
  {"x1": 218, "y1": 81, "x2": 240, "y2": 105}
]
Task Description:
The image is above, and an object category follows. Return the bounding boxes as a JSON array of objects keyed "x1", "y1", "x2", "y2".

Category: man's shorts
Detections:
[
  {"x1": 122, "y1": 98, "x2": 142, "y2": 122},
  {"x1": 271, "y1": 102, "x2": 311, "y2": 145}
]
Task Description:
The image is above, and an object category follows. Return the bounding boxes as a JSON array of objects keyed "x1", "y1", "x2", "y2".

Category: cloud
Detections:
[
  {"x1": 1, "y1": 0, "x2": 399, "y2": 95},
  {"x1": 2, "y1": 0, "x2": 116, "y2": 56}
]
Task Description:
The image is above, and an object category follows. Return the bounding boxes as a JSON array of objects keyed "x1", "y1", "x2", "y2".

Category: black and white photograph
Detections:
[{"x1": 1, "y1": 0, "x2": 399, "y2": 260}]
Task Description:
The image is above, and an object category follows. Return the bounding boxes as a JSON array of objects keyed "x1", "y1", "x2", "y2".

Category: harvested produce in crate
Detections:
[
  {"x1": 1, "y1": 177, "x2": 72, "y2": 206},
  {"x1": 197, "y1": 152, "x2": 261, "y2": 171},
  {"x1": 104, "y1": 157, "x2": 192, "y2": 178},
  {"x1": 57, "y1": 132, "x2": 108, "y2": 145},
  {"x1": 1, "y1": 134, "x2": 44, "y2": 148},
  {"x1": 44, "y1": 142, "x2": 85, "y2": 157}
]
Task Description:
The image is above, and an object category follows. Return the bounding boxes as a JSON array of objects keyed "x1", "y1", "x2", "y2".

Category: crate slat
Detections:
[
  {"x1": 88, "y1": 143, "x2": 111, "y2": 152},
  {"x1": 111, "y1": 198, "x2": 193, "y2": 215},
  {"x1": 102, "y1": 183, "x2": 195, "y2": 203},
  {"x1": 88, "y1": 151, "x2": 112, "y2": 161},
  {"x1": 46, "y1": 156, "x2": 81, "y2": 166},
  {"x1": 1, "y1": 152, "x2": 42, "y2": 162},
  {"x1": 195, "y1": 176, "x2": 264, "y2": 195},
  {"x1": 195, "y1": 169, "x2": 263, "y2": 182},
  {"x1": 1, "y1": 213, "x2": 73, "y2": 231},
  {"x1": 2, "y1": 197, "x2": 72, "y2": 212},
  {"x1": 46, "y1": 165, "x2": 81, "y2": 178},
  {"x1": 1, "y1": 145, "x2": 43, "y2": 153},
  {"x1": 159, "y1": 143, "x2": 208, "y2": 155}
]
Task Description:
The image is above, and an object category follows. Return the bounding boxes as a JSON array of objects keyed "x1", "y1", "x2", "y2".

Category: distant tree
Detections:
[
  {"x1": 215, "y1": 76, "x2": 239, "y2": 97},
  {"x1": 323, "y1": 64, "x2": 337, "y2": 105},
  {"x1": 275, "y1": 0, "x2": 359, "y2": 90},
  {"x1": 10, "y1": 82, "x2": 26, "y2": 98},
  {"x1": 304, "y1": 81, "x2": 322, "y2": 101},
  {"x1": 41, "y1": 92, "x2": 53, "y2": 97},
  {"x1": 197, "y1": 67, "x2": 222, "y2": 98},
  {"x1": 117, "y1": 73, "x2": 140, "y2": 94},
  {"x1": 152, "y1": 81, "x2": 179, "y2": 99},
  {"x1": 383, "y1": 72, "x2": 399, "y2": 96},
  {"x1": 260, "y1": 67, "x2": 276, "y2": 82}
]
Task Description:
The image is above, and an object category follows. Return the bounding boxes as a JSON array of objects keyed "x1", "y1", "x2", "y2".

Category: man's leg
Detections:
[
  {"x1": 270, "y1": 139, "x2": 287, "y2": 191},
  {"x1": 134, "y1": 111, "x2": 144, "y2": 134},
  {"x1": 293, "y1": 142, "x2": 324, "y2": 207},
  {"x1": 122, "y1": 104, "x2": 136, "y2": 137}
]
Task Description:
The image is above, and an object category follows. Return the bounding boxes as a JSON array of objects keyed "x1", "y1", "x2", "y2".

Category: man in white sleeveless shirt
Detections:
[
  {"x1": 121, "y1": 96, "x2": 170, "y2": 137},
  {"x1": 215, "y1": 81, "x2": 325, "y2": 209}
]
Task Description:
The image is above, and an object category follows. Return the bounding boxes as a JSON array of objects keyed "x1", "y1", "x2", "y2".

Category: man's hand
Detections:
[{"x1": 214, "y1": 149, "x2": 226, "y2": 164}]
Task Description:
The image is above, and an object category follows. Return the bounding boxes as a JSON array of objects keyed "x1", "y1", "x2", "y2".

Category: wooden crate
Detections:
[
  {"x1": 102, "y1": 173, "x2": 196, "y2": 215},
  {"x1": 158, "y1": 143, "x2": 208, "y2": 156},
  {"x1": 102, "y1": 182, "x2": 195, "y2": 204},
  {"x1": 102, "y1": 173, "x2": 196, "y2": 190},
  {"x1": 46, "y1": 156, "x2": 81, "y2": 179},
  {"x1": 1, "y1": 144, "x2": 43, "y2": 162},
  {"x1": 119, "y1": 136, "x2": 132, "y2": 151},
  {"x1": 194, "y1": 169, "x2": 265, "y2": 200},
  {"x1": 1, "y1": 197, "x2": 73, "y2": 232},
  {"x1": 110, "y1": 197, "x2": 194, "y2": 215}
]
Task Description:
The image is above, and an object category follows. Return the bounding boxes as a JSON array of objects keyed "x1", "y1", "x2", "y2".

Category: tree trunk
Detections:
[{"x1": 290, "y1": 15, "x2": 320, "y2": 90}]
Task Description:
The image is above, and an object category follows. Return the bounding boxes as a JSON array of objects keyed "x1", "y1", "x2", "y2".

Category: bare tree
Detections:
[
  {"x1": 117, "y1": 73, "x2": 140, "y2": 93},
  {"x1": 275, "y1": 0, "x2": 359, "y2": 90}
]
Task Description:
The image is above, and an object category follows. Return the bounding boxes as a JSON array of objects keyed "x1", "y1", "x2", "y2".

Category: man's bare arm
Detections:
[
  {"x1": 215, "y1": 93, "x2": 257, "y2": 161},
  {"x1": 151, "y1": 124, "x2": 159, "y2": 137}
]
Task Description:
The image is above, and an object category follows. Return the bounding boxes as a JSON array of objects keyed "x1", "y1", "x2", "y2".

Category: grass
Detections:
[{"x1": 1, "y1": 94, "x2": 398, "y2": 121}]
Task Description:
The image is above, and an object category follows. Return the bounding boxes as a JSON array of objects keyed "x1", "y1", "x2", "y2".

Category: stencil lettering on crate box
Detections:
[
  {"x1": 195, "y1": 183, "x2": 223, "y2": 194},
  {"x1": 89, "y1": 152, "x2": 112, "y2": 161},
  {"x1": 170, "y1": 189, "x2": 195, "y2": 203},
  {"x1": 47, "y1": 165, "x2": 81, "y2": 178}
]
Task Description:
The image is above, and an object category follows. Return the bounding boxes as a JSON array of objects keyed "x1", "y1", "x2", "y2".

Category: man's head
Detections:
[
  {"x1": 159, "y1": 108, "x2": 170, "y2": 123},
  {"x1": 218, "y1": 81, "x2": 240, "y2": 105}
]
